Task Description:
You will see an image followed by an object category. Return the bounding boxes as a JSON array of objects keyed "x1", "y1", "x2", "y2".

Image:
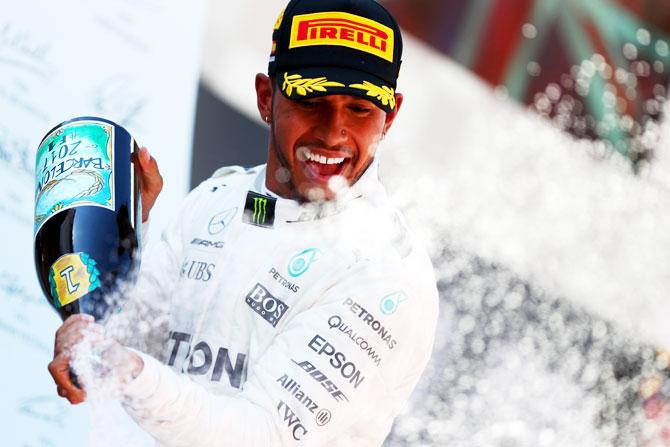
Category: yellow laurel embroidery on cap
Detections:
[
  {"x1": 349, "y1": 81, "x2": 396, "y2": 109},
  {"x1": 282, "y1": 73, "x2": 345, "y2": 97},
  {"x1": 274, "y1": 8, "x2": 285, "y2": 30}
]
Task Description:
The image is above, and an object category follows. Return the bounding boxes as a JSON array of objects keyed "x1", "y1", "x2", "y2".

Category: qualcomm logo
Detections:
[
  {"x1": 288, "y1": 248, "x2": 319, "y2": 277},
  {"x1": 208, "y1": 207, "x2": 238, "y2": 235},
  {"x1": 380, "y1": 291, "x2": 408, "y2": 315}
]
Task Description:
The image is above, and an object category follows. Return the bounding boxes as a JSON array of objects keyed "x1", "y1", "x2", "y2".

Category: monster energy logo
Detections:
[
  {"x1": 253, "y1": 197, "x2": 268, "y2": 225},
  {"x1": 243, "y1": 191, "x2": 276, "y2": 228}
]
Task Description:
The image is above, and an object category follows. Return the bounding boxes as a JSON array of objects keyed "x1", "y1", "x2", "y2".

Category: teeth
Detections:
[{"x1": 303, "y1": 149, "x2": 345, "y2": 165}]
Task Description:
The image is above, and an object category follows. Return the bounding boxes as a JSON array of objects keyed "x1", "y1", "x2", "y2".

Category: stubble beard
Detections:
[{"x1": 269, "y1": 122, "x2": 301, "y2": 201}]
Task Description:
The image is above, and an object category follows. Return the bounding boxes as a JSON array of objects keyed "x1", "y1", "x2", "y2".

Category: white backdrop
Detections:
[{"x1": 0, "y1": 0, "x2": 206, "y2": 445}]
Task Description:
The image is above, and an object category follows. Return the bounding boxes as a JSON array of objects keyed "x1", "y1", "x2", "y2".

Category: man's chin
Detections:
[{"x1": 298, "y1": 179, "x2": 350, "y2": 203}]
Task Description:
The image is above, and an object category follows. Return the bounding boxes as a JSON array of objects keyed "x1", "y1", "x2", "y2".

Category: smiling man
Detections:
[
  {"x1": 257, "y1": 0, "x2": 403, "y2": 203},
  {"x1": 48, "y1": 0, "x2": 439, "y2": 445}
]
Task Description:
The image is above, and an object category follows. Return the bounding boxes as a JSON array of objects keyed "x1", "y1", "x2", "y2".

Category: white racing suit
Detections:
[{"x1": 118, "y1": 164, "x2": 438, "y2": 446}]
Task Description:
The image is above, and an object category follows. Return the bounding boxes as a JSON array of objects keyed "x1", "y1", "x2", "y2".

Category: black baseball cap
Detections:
[{"x1": 268, "y1": 0, "x2": 403, "y2": 113}]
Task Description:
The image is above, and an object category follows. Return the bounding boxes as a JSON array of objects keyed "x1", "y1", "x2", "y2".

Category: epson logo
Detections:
[
  {"x1": 307, "y1": 334, "x2": 365, "y2": 388},
  {"x1": 277, "y1": 374, "x2": 319, "y2": 413},
  {"x1": 190, "y1": 238, "x2": 225, "y2": 249},
  {"x1": 167, "y1": 331, "x2": 247, "y2": 389},
  {"x1": 342, "y1": 298, "x2": 397, "y2": 349},
  {"x1": 292, "y1": 359, "x2": 349, "y2": 403},
  {"x1": 277, "y1": 400, "x2": 308, "y2": 441},
  {"x1": 245, "y1": 283, "x2": 289, "y2": 327}
]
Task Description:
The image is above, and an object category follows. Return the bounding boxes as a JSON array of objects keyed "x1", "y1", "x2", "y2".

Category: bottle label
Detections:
[
  {"x1": 49, "y1": 252, "x2": 101, "y2": 308},
  {"x1": 34, "y1": 120, "x2": 115, "y2": 235}
]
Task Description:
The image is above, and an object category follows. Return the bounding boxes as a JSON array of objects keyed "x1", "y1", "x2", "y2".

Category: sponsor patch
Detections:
[
  {"x1": 277, "y1": 400, "x2": 308, "y2": 441},
  {"x1": 180, "y1": 258, "x2": 215, "y2": 282},
  {"x1": 307, "y1": 334, "x2": 365, "y2": 388},
  {"x1": 277, "y1": 373, "x2": 320, "y2": 413},
  {"x1": 292, "y1": 359, "x2": 349, "y2": 403},
  {"x1": 289, "y1": 12, "x2": 394, "y2": 62},
  {"x1": 380, "y1": 291, "x2": 408, "y2": 315},
  {"x1": 190, "y1": 238, "x2": 224, "y2": 249},
  {"x1": 243, "y1": 191, "x2": 276, "y2": 228},
  {"x1": 342, "y1": 298, "x2": 397, "y2": 349},
  {"x1": 327, "y1": 315, "x2": 382, "y2": 366},
  {"x1": 288, "y1": 248, "x2": 319, "y2": 277},
  {"x1": 245, "y1": 283, "x2": 289, "y2": 327},
  {"x1": 316, "y1": 409, "x2": 331, "y2": 426},
  {"x1": 269, "y1": 267, "x2": 300, "y2": 293},
  {"x1": 207, "y1": 207, "x2": 238, "y2": 235}
]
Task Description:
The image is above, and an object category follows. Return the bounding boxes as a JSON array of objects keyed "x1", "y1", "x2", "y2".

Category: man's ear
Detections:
[
  {"x1": 255, "y1": 73, "x2": 273, "y2": 122},
  {"x1": 383, "y1": 93, "x2": 403, "y2": 135}
]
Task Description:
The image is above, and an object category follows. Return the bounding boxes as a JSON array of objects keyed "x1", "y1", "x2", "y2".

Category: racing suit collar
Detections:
[{"x1": 257, "y1": 160, "x2": 386, "y2": 224}]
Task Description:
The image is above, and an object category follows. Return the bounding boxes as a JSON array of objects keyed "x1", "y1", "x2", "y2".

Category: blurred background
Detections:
[{"x1": 2, "y1": 0, "x2": 670, "y2": 446}]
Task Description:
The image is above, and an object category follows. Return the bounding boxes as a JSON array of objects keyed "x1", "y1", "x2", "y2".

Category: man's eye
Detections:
[
  {"x1": 350, "y1": 105, "x2": 372, "y2": 113},
  {"x1": 300, "y1": 100, "x2": 318, "y2": 108}
]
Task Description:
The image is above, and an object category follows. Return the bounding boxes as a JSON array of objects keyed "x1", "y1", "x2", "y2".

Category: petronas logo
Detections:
[
  {"x1": 253, "y1": 197, "x2": 268, "y2": 225},
  {"x1": 243, "y1": 191, "x2": 276, "y2": 228}
]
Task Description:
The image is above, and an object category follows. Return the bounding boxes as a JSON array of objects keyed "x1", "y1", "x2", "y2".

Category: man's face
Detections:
[{"x1": 256, "y1": 74, "x2": 402, "y2": 202}]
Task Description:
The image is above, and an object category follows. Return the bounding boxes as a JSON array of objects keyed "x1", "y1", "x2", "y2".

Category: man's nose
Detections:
[{"x1": 313, "y1": 107, "x2": 349, "y2": 147}]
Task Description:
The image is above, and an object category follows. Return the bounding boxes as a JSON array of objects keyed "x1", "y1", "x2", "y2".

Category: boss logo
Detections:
[{"x1": 245, "y1": 283, "x2": 289, "y2": 327}]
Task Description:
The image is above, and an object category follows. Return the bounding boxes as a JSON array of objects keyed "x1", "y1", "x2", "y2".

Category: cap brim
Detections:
[{"x1": 277, "y1": 67, "x2": 397, "y2": 113}]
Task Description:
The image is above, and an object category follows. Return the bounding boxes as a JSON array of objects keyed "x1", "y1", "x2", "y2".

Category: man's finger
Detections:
[
  {"x1": 139, "y1": 148, "x2": 163, "y2": 189},
  {"x1": 54, "y1": 320, "x2": 101, "y2": 355},
  {"x1": 56, "y1": 314, "x2": 94, "y2": 338},
  {"x1": 48, "y1": 356, "x2": 86, "y2": 404},
  {"x1": 135, "y1": 147, "x2": 163, "y2": 223}
]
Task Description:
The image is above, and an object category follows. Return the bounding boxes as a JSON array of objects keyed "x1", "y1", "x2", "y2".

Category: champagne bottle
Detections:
[{"x1": 33, "y1": 117, "x2": 142, "y2": 322}]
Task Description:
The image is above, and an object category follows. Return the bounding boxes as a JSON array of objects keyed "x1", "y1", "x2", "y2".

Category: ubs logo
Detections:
[
  {"x1": 180, "y1": 258, "x2": 215, "y2": 282},
  {"x1": 245, "y1": 283, "x2": 289, "y2": 327},
  {"x1": 207, "y1": 207, "x2": 238, "y2": 235}
]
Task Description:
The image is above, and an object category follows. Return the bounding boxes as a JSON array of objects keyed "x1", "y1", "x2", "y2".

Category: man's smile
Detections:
[{"x1": 296, "y1": 146, "x2": 353, "y2": 182}]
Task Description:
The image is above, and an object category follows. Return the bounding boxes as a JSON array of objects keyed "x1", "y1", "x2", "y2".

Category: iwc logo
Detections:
[{"x1": 48, "y1": 252, "x2": 101, "y2": 308}]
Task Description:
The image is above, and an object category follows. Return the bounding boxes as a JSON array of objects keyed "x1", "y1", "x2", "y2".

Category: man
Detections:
[{"x1": 49, "y1": 0, "x2": 438, "y2": 445}]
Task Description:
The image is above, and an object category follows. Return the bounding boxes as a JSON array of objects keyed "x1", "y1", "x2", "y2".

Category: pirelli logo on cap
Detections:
[{"x1": 289, "y1": 12, "x2": 394, "y2": 62}]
